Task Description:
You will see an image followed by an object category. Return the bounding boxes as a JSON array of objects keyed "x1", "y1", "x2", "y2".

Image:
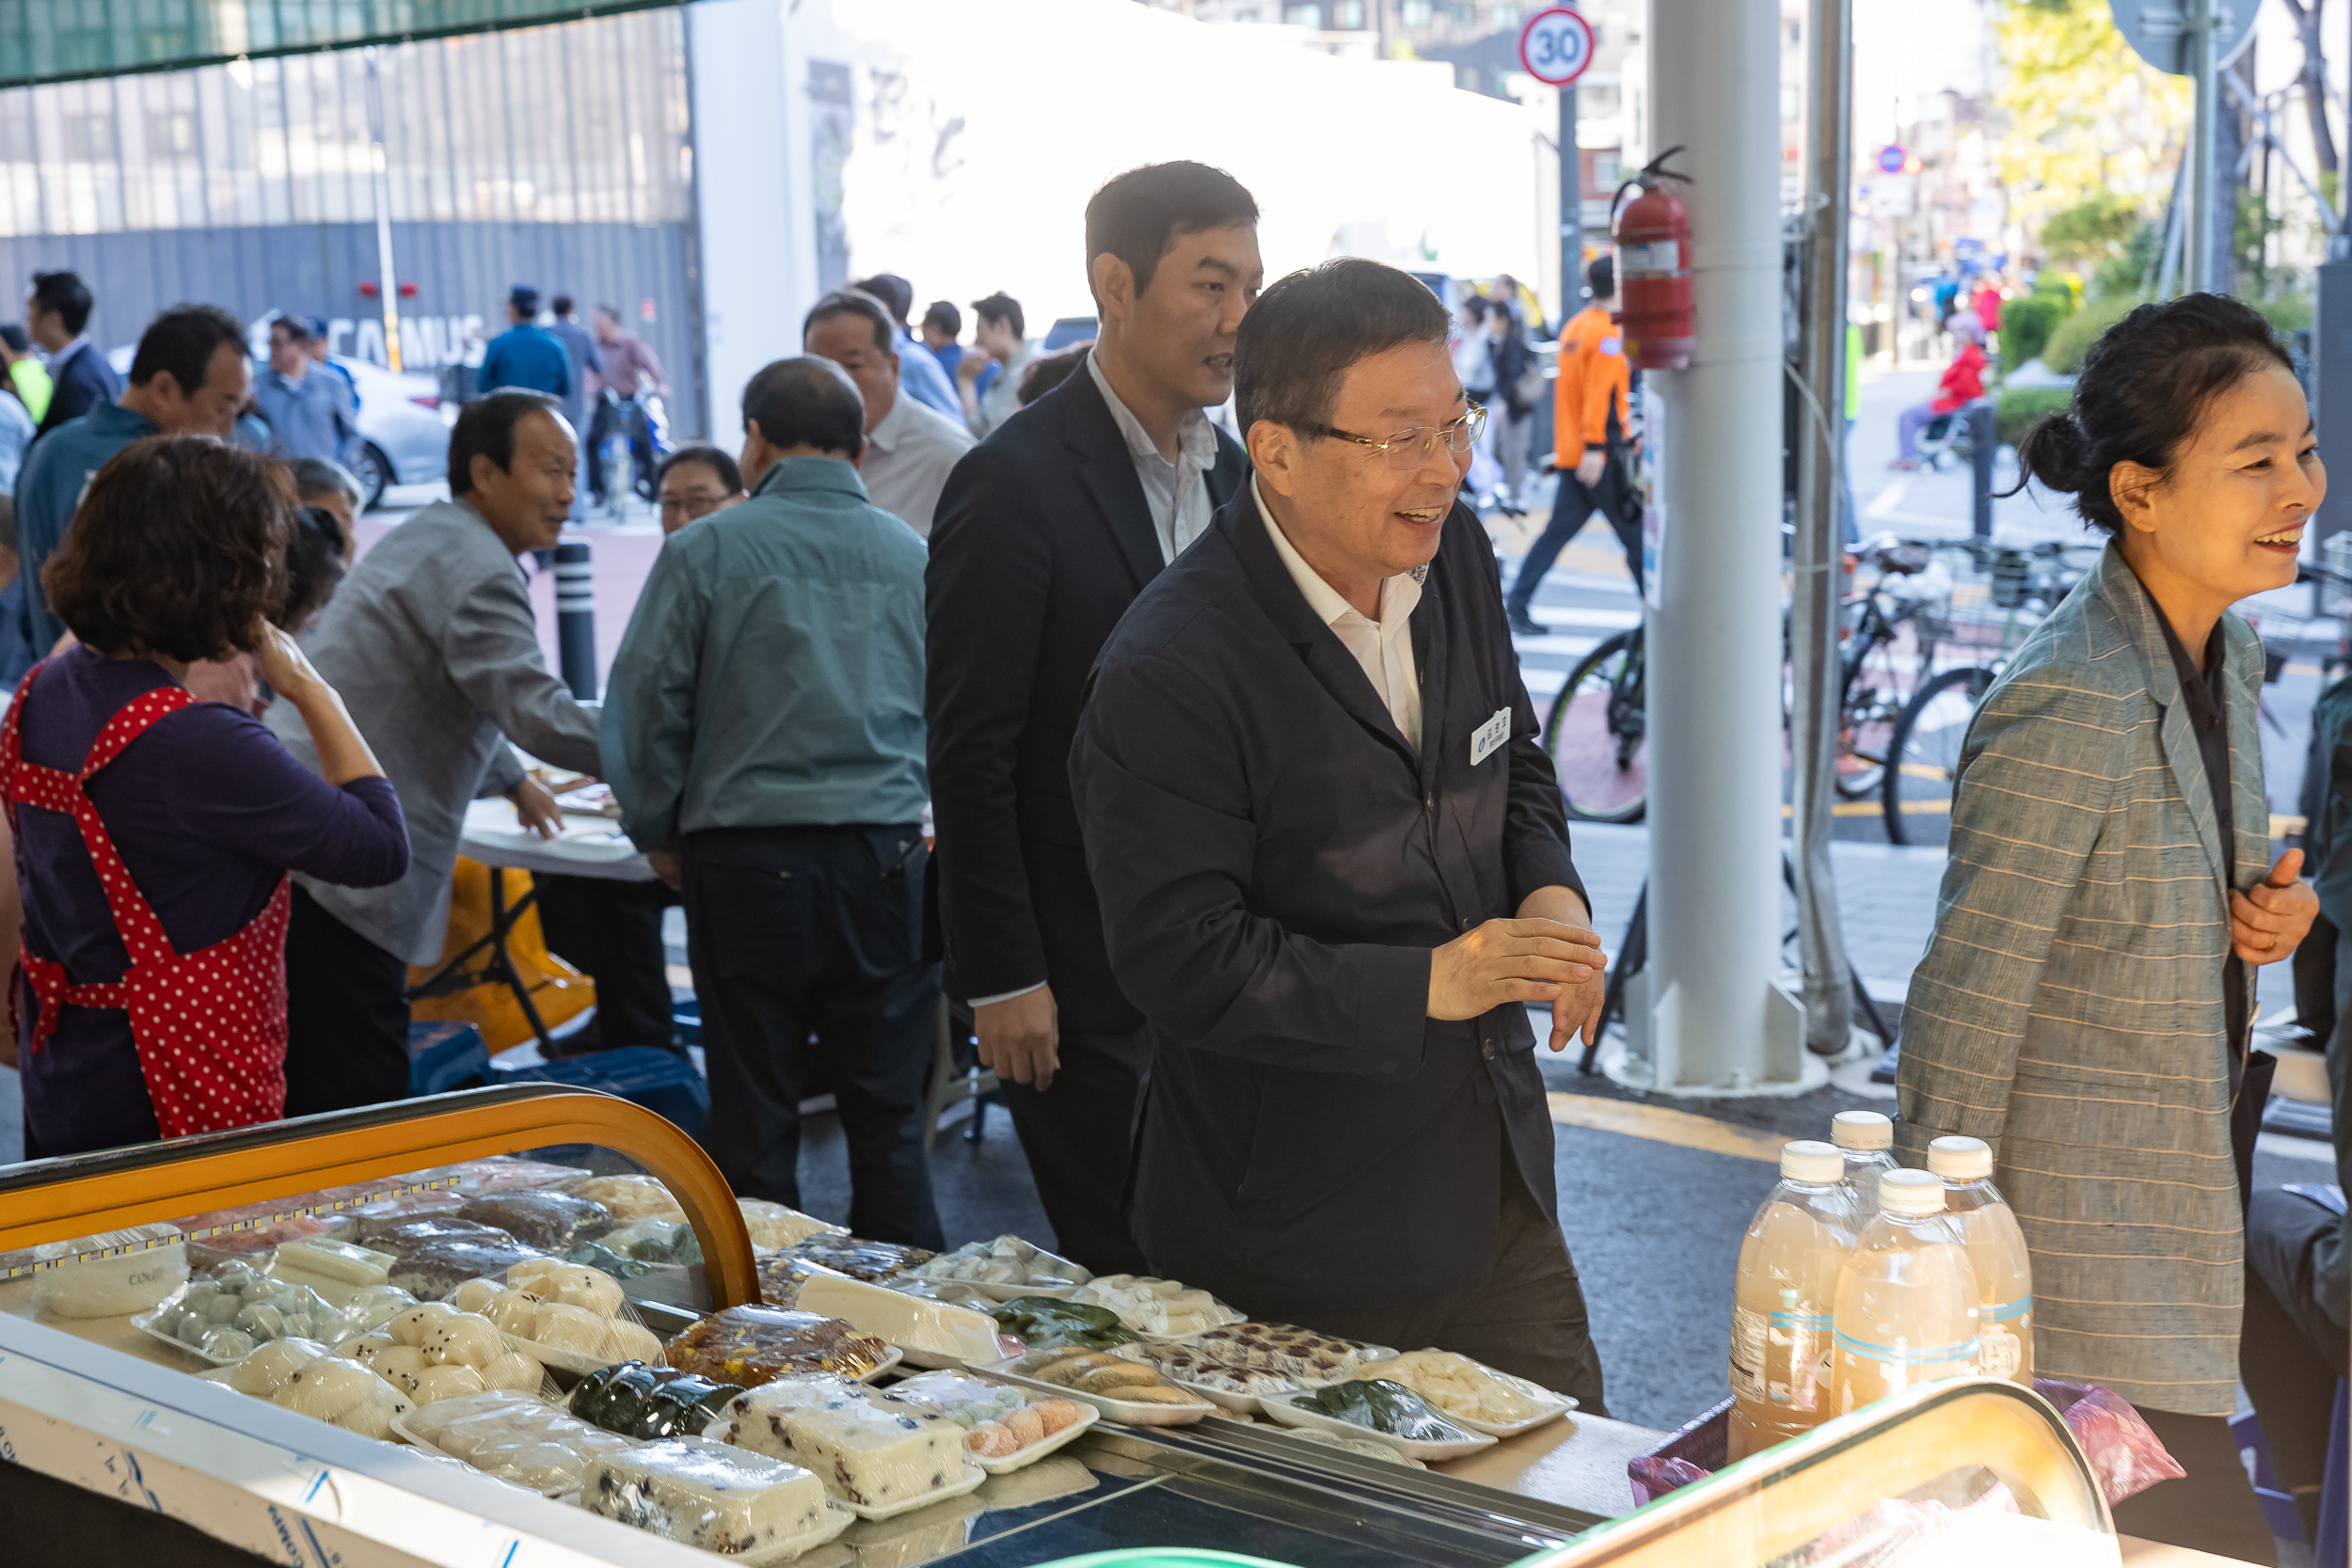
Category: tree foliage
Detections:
[
  {"x1": 1994, "y1": 0, "x2": 2187, "y2": 253},
  {"x1": 2037, "y1": 193, "x2": 2146, "y2": 267}
]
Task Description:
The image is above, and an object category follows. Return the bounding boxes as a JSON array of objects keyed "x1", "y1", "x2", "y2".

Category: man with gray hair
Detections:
[
  {"x1": 601, "y1": 356, "x2": 941, "y2": 1247},
  {"x1": 1070, "y1": 258, "x2": 1608, "y2": 1405}
]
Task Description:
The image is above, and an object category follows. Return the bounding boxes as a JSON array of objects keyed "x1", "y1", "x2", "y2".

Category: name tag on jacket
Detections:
[{"x1": 1471, "y1": 706, "x2": 1511, "y2": 767}]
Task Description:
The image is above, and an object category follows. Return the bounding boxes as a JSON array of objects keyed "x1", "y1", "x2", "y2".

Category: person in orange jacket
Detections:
[{"x1": 1507, "y1": 256, "x2": 1634, "y2": 636}]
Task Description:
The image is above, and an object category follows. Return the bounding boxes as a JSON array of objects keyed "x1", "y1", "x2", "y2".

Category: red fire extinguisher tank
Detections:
[{"x1": 1613, "y1": 170, "x2": 1694, "y2": 372}]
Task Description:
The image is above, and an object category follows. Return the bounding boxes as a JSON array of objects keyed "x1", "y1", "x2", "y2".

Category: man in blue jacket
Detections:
[
  {"x1": 1071, "y1": 259, "x2": 1609, "y2": 1406},
  {"x1": 11, "y1": 305, "x2": 251, "y2": 671},
  {"x1": 478, "y1": 286, "x2": 571, "y2": 400}
]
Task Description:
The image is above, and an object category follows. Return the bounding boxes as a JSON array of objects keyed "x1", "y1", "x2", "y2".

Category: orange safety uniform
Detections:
[{"x1": 1552, "y1": 304, "x2": 1631, "y2": 468}]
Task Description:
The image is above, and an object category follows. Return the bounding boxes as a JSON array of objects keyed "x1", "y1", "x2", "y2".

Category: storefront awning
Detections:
[{"x1": 0, "y1": 0, "x2": 680, "y2": 88}]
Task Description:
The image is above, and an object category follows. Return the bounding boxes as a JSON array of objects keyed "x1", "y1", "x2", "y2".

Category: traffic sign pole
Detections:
[
  {"x1": 2188, "y1": 0, "x2": 2217, "y2": 292},
  {"x1": 1518, "y1": 7, "x2": 1597, "y2": 326},
  {"x1": 1562, "y1": 84, "x2": 1578, "y2": 323}
]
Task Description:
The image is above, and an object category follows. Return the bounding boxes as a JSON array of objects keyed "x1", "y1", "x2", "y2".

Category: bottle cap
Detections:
[
  {"x1": 1779, "y1": 1140, "x2": 1844, "y2": 1184},
  {"x1": 1927, "y1": 1135, "x2": 1993, "y2": 1180},
  {"x1": 1832, "y1": 1110, "x2": 1894, "y2": 1151},
  {"x1": 1878, "y1": 1168, "x2": 1946, "y2": 1216}
]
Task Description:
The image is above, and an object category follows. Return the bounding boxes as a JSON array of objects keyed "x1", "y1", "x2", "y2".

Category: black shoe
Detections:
[{"x1": 1508, "y1": 610, "x2": 1548, "y2": 638}]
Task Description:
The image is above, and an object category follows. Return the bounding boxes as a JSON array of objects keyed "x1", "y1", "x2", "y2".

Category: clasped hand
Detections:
[{"x1": 1429, "y1": 916, "x2": 1608, "y2": 1052}]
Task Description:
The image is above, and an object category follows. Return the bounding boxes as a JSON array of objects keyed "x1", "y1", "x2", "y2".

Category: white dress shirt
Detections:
[
  {"x1": 1086, "y1": 351, "x2": 1217, "y2": 562},
  {"x1": 862, "y1": 388, "x2": 975, "y2": 538},
  {"x1": 1254, "y1": 476, "x2": 1423, "y2": 753}
]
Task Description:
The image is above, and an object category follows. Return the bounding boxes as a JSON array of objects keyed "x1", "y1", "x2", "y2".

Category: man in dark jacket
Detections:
[
  {"x1": 24, "y1": 270, "x2": 120, "y2": 443},
  {"x1": 2240, "y1": 671, "x2": 2352, "y2": 1543},
  {"x1": 1070, "y1": 259, "x2": 1609, "y2": 1406},
  {"x1": 927, "y1": 162, "x2": 1262, "y2": 1273}
]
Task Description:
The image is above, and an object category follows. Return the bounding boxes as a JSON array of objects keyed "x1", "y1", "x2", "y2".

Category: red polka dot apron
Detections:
[{"x1": 2, "y1": 659, "x2": 291, "y2": 1138}]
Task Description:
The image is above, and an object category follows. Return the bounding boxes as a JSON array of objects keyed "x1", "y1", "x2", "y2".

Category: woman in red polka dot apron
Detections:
[{"x1": 8, "y1": 437, "x2": 408, "y2": 1157}]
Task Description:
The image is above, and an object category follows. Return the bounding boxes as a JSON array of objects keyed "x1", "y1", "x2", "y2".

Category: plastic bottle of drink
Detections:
[
  {"x1": 1927, "y1": 1135, "x2": 2033, "y2": 1387},
  {"x1": 1831, "y1": 1110, "x2": 1899, "y2": 1217},
  {"x1": 1727, "y1": 1140, "x2": 1860, "y2": 1461},
  {"x1": 1831, "y1": 1167, "x2": 1982, "y2": 1418}
]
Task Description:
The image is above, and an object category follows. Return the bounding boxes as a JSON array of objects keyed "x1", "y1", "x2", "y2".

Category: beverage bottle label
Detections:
[{"x1": 1729, "y1": 1304, "x2": 1767, "y2": 1402}]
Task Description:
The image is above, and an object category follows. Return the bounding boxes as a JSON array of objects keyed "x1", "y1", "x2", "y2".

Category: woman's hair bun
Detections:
[{"x1": 2013, "y1": 410, "x2": 2087, "y2": 495}]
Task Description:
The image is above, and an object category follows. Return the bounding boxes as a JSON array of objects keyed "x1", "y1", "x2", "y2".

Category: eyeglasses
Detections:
[{"x1": 1299, "y1": 404, "x2": 1486, "y2": 471}]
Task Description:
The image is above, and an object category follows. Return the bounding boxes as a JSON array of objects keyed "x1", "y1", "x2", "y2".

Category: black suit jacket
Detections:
[
  {"x1": 1070, "y1": 488, "x2": 1584, "y2": 1313},
  {"x1": 926, "y1": 358, "x2": 1248, "y2": 1030},
  {"x1": 34, "y1": 342, "x2": 121, "y2": 443}
]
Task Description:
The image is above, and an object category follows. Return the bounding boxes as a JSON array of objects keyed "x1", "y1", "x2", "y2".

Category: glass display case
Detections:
[
  {"x1": 0, "y1": 1087, "x2": 2118, "y2": 1568},
  {"x1": 1515, "y1": 1379, "x2": 2119, "y2": 1568}
]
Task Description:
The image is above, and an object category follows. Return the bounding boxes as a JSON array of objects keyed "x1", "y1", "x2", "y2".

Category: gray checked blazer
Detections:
[
  {"x1": 266, "y1": 499, "x2": 602, "y2": 965},
  {"x1": 1895, "y1": 542, "x2": 2266, "y2": 1419}
]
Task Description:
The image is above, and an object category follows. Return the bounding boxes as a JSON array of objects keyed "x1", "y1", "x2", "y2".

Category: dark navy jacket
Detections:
[
  {"x1": 926, "y1": 364, "x2": 1247, "y2": 1028},
  {"x1": 1070, "y1": 488, "x2": 1583, "y2": 1313}
]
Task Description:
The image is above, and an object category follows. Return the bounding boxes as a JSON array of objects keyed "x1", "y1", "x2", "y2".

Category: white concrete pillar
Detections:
[
  {"x1": 685, "y1": 0, "x2": 813, "y2": 453},
  {"x1": 1640, "y1": 0, "x2": 1795, "y2": 1091}
]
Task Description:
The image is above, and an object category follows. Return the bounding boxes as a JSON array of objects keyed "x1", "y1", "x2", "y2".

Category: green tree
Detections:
[
  {"x1": 1995, "y1": 0, "x2": 2187, "y2": 253},
  {"x1": 2037, "y1": 193, "x2": 2149, "y2": 269}
]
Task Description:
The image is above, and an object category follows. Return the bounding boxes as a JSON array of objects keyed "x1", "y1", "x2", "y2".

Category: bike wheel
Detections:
[
  {"x1": 1544, "y1": 627, "x2": 1648, "y2": 823},
  {"x1": 1882, "y1": 665, "x2": 1994, "y2": 847}
]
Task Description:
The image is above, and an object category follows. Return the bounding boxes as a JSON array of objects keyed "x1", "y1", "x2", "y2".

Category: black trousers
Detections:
[
  {"x1": 682, "y1": 824, "x2": 943, "y2": 1249},
  {"x1": 282, "y1": 883, "x2": 412, "y2": 1117},
  {"x1": 534, "y1": 872, "x2": 679, "y2": 1053},
  {"x1": 1507, "y1": 456, "x2": 1636, "y2": 611},
  {"x1": 996, "y1": 1025, "x2": 1152, "y2": 1276},
  {"x1": 1279, "y1": 1164, "x2": 1608, "y2": 1418},
  {"x1": 2241, "y1": 1186, "x2": 2348, "y2": 1544},
  {"x1": 2108, "y1": 1406, "x2": 2279, "y2": 1564}
]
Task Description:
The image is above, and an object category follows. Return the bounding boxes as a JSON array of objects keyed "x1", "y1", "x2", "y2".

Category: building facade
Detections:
[{"x1": 0, "y1": 9, "x2": 706, "y2": 428}]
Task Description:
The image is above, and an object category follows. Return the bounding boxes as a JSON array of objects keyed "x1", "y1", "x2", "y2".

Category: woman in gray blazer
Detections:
[{"x1": 1898, "y1": 293, "x2": 2319, "y2": 1562}]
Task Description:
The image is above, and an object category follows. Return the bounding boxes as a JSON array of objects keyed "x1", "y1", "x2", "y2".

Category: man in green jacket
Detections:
[{"x1": 600, "y1": 355, "x2": 940, "y2": 1248}]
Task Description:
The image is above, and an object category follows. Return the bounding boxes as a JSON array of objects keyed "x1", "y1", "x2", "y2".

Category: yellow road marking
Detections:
[
  {"x1": 1778, "y1": 800, "x2": 1951, "y2": 818},
  {"x1": 1547, "y1": 1093, "x2": 1788, "y2": 1163}
]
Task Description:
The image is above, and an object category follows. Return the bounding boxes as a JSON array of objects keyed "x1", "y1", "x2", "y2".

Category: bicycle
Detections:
[
  {"x1": 1540, "y1": 535, "x2": 1955, "y2": 823},
  {"x1": 1880, "y1": 539, "x2": 2100, "y2": 847}
]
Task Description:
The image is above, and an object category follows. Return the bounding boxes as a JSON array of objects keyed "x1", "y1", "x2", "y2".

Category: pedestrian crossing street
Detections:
[{"x1": 1505, "y1": 555, "x2": 1641, "y2": 704}]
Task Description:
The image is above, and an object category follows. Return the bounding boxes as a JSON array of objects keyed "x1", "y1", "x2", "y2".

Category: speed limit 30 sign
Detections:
[{"x1": 1518, "y1": 6, "x2": 1595, "y2": 87}]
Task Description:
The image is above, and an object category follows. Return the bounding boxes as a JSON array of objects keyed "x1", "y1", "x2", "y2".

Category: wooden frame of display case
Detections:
[{"x1": 0, "y1": 1084, "x2": 760, "y2": 1308}]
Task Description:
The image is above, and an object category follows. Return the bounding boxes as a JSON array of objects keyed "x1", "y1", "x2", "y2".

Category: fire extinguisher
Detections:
[{"x1": 1611, "y1": 147, "x2": 1694, "y2": 372}]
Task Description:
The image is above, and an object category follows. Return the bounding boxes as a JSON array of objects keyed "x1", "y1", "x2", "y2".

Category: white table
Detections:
[
  {"x1": 458, "y1": 797, "x2": 653, "y2": 881},
  {"x1": 423, "y1": 800, "x2": 656, "y2": 1050}
]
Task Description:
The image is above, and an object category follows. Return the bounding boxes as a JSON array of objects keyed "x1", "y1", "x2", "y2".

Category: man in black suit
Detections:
[
  {"x1": 25, "y1": 270, "x2": 120, "y2": 443},
  {"x1": 1070, "y1": 260, "x2": 1610, "y2": 1408},
  {"x1": 927, "y1": 162, "x2": 1263, "y2": 1274}
]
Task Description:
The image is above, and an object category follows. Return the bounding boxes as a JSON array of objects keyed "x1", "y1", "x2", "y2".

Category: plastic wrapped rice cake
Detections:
[{"x1": 582, "y1": 1438, "x2": 834, "y2": 1555}]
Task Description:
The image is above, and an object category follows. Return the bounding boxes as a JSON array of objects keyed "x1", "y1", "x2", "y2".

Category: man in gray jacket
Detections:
[{"x1": 269, "y1": 390, "x2": 602, "y2": 1114}]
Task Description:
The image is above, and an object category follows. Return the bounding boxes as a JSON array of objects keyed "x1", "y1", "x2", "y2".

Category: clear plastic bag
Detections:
[
  {"x1": 2032, "y1": 1378, "x2": 2186, "y2": 1505},
  {"x1": 663, "y1": 1305, "x2": 892, "y2": 1385},
  {"x1": 779, "y1": 1234, "x2": 934, "y2": 1283},
  {"x1": 460, "y1": 1190, "x2": 614, "y2": 1252},
  {"x1": 736, "y1": 1199, "x2": 843, "y2": 1252},
  {"x1": 387, "y1": 1236, "x2": 548, "y2": 1300},
  {"x1": 580, "y1": 1437, "x2": 836, "y2": 1556},
  {"x1": 402, "y1": 1389, "x2": 635, "y2": 1494}
]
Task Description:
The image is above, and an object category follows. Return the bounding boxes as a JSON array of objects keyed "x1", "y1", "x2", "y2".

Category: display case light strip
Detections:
[{"x1": 0, "y1": 1178, "x2": 459, "y2": 1279}]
